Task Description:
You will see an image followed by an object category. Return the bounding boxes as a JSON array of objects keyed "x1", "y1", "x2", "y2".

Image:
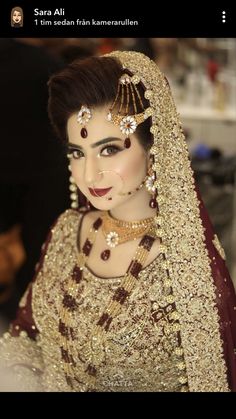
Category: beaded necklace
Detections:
[{"x1": 59, "y1": 216, "x2": 158, "y2": 390}]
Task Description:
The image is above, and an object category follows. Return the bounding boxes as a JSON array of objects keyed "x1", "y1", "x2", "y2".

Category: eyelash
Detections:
[{"x1": 67, "y1": 144, "x2": 122, "y2": 160}]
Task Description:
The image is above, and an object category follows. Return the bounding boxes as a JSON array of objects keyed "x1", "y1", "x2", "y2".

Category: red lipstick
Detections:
[{"x1": 89, "y1": 187, "x2": 112, "y2": 197}]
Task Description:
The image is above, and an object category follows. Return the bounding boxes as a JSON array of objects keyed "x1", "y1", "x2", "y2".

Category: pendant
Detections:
[
  {"x1": 81, "y1": 127, "x2": 88, "y2": 138},
  {"x1": 124, "y1": 137, "x2": 131, "y2": 148},
  {"x1": 149, "y1": 198, "x2": 157, "y2": 208},
  {"x1": 101, "y1": 249, "x2": 111, "y2": 261}
]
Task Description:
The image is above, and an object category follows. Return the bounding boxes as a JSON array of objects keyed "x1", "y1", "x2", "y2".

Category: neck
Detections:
[{"x1": 110, "y1": 187, "x2": 157, "y2": 222}]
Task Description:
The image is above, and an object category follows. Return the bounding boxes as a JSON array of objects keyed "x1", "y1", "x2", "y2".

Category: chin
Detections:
[
  {"x1": 89, "y1": 199, "x2": 115, "y2": 211},
  {"x1": 88, "y1": 193, "x2": 126, "y2": 211}
]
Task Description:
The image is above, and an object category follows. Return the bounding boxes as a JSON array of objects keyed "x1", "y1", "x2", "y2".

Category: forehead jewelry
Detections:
[
  {"x1": 107, "y1": 73, "x2": 153, "y2": 148},
  {"x1": 77, "y1": 105, "x2": 92, "y2": 138}
]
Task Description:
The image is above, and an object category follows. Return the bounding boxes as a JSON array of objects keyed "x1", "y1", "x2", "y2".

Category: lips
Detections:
[{"x1": 89, "y1": 187, "x2": 112, "y2": 197}]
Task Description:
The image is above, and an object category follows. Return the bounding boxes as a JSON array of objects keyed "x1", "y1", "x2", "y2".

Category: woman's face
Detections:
[
  {"x1": 67, "y1": 106, "x2": 148, "y2": 211},
  {"x1": 12, "y1": 10, "x2": 22, "y2": 24}
]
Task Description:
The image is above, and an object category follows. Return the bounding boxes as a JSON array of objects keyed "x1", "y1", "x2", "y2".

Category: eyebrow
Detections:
[{"x1": 68, "y1": 137, "x2": 123, "y2": 150}]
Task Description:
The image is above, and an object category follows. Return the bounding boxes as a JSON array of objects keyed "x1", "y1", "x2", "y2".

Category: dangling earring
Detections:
[
  {"x1": 145, "y1": 167, "x2": 157, "y2": 208},
  {"x1": 68, "y1": 164, "x2": 79, "y2": 209}
]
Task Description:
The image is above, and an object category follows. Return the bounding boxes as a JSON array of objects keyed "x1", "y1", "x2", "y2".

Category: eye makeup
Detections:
[{"x1": 67, "y1": 139, "x2": 124, "y2": 160}]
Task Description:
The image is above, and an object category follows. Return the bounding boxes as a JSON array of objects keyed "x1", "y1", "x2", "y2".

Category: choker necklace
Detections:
[{"x1": 100, "y1": 211, "x2": 156, "y2": 261}]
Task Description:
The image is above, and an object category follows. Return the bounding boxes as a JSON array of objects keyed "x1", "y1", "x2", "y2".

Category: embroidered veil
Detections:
[{"x1": 105, "y1": 51, "x2": 236, "y2": 391}]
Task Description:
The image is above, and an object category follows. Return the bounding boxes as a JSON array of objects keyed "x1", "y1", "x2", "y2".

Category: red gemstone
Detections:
[
  {"x1": 124, "y1": 138, "x2": 131, "y2": 148},
  {"x1": 130, "y1": 261, "x2": 142, "y2": 278},
  {"x1": 101, "y1": 249, "x2": 110, "y2": 261},
  {"x1": 149, "y1": 198, "x2": 157, "y2": 208},
  {"x1": 81, "y1": 127, "x2": 88, "y2": 138}
]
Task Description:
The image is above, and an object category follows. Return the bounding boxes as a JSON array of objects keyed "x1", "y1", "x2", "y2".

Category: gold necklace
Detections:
[{"x1": 101, "y1": 211, "x2": 156, "y2": 249}]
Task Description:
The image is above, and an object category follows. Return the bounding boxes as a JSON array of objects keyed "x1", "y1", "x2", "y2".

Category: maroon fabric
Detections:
[
  {"x1": 7, "y1": 201, "x2": 236, "y2": 390},
  {"x1": 195, "y1": 182, "x2": 236, "y2": 391},
  {"x1": 9, "y1": 218, "x2": 54, "y2": 339}
]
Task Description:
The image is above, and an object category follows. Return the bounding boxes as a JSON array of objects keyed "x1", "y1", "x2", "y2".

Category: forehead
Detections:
[{"x1": 67, "y1": 106, "x2": 123, "y2": 144}]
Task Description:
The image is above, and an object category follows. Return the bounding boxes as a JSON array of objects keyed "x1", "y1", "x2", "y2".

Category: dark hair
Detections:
[{"x1": 48, "y1": 56, "x2": 152, "y2": 151}]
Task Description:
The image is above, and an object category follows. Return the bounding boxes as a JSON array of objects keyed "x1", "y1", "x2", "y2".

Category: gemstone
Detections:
[
  {"x1": 82, "y1": 239, "x2": 92, "y2": 256},
  {"x1": 85, "y1": 364, "x2": 97, "y2": 377},
  {"x1": 72, "y1": 265, "x2": 83, "y2": 283},
  {"x1": 130, "y1": 261, "x2": 142, "y2": 278},
  {"x1": 93, "y1": 217, "x2": 102, "y2": 230},
  {"x1": 140, "y1": 235, "x2": 155, "y2": 251},
  {"x1": 113, "y1": 287, "x2": 129, "y2": 304},
  {"x1": 124, "y1": 137, "x2": 131, "y2": 148},
  {"x1": 101, "y1": 249, "x2": 110, "y2": 261},
  {"x1": 59, "y1": 320, "x2": 69, "y2": 337},
  {"x1": 97, "y1": 312, "x2": 110, "y2": 327},
  {"x1": 62, "y1": 293, "x2": 78, "y2": 311},
  {"x1": 149, "y1": 198, "x2": 157, "y2": 208},
  {"x1": 81, "y1": 127, "x2": 88, "y2": 138}
]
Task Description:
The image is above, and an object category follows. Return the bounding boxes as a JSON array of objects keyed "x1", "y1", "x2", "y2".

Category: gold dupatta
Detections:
[{"x1": 106, "y1": 51, "x2": 229, "y2": 392}]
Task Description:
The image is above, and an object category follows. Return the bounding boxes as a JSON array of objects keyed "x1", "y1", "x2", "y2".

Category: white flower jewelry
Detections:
[
  {"x1": 106, "y1": 231, "x2": 119, "y2": 248},
  {"x1": 77, "y1": 106, "x2": 92, "y2": 125},
  {"x1": 120, "y1": 116, "x2": 137, "y2": 135},
  {"x1": 106, "y1": 72, "x2": 148, "y2": 136}
]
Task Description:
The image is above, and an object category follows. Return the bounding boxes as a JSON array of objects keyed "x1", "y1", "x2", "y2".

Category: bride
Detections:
[{"x1": 0, "y1": 50, "x2": 236, "y2": 392}]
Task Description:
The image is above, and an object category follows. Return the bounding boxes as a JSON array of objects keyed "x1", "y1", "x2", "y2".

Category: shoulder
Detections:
[
  {"x1": 38, "y1": 209, "x2": 82, "y2": 259},
  {"x1": 32, "y1": 210, "x2": 82, "y2": 292},
  {"x1": 52, "y1": 208, "x2": 82, "y2": 232},
  {"x1": 77, "y1": 209, "x2": 102, "y2": 242},
  {"x1": 82, "y1": 209, "x2": 103, "y2": 224},
  {"x1": 49, "y1": 208, "x2": 102, "y2": 247}
]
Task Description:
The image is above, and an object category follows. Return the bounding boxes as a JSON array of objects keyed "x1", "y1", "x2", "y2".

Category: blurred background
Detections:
[{"x1": 0, "y1": 37, "x2": 236, "y2": 331}]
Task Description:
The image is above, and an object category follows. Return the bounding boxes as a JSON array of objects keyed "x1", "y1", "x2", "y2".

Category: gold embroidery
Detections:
[
  {"x1": 32, "y1": 210, "x2": 184, "y2": 392},
  {"x1": 107, "y1": 51, "x2": 229, "y2": 392},
  {"x1": 212, "y1": 234, "x2": 226, "y2": 260}
]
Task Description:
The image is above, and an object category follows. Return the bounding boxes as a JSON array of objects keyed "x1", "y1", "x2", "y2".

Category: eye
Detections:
[
  {"x1": 67, "y1": 149, "x2": 84, "y2": 160},
  {"x1": 100, "y1": 145, "x2": 122, "y2": 157}
]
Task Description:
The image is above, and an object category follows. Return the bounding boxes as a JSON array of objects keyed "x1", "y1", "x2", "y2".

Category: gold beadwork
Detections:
[
  {"x1": 58, "y1": 211, "x2": 157, "y2": 389},
  {"x1": 107, "y1": 73, "x2": 147, "y2": 135}
]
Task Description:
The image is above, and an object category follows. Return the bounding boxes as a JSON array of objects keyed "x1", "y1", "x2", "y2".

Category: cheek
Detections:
[
  {"x1": 115, "y1": 152, "x2": 146, "y2": 180},
  {"x1": 70, "y1": 160, "x2": 83, "y2": 184}
]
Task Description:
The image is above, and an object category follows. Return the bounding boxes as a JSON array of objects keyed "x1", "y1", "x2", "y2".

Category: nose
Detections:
[{"x1": 84, "y1": 156, "x2": 101, "y2": 185}]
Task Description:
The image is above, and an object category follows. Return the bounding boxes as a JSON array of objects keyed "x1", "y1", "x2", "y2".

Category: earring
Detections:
[
  {"x1": 68, "y1": 164, "x2": 79, "y2": 209},
  {"x1": 145, "y1": 167, "x2": 157, "y2": 208}
]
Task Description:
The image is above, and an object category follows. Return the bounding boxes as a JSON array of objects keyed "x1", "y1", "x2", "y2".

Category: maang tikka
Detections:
[
  {"x1": 107, "y1": 73, "x2": 153, "y2": 148},
  {"x1": 77, "y1": 105, "x2": 92, "y2": 138}
]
